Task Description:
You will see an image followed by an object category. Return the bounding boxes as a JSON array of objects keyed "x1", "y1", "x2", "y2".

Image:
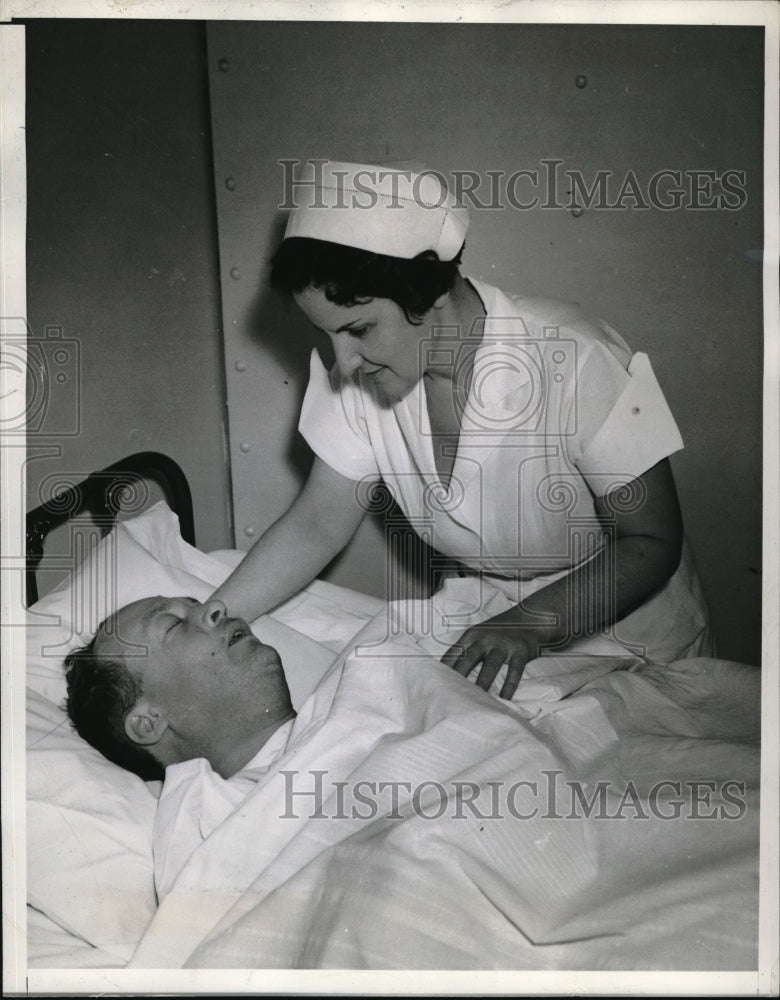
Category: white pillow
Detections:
[
  {"x1": 27, "y1": 686, "x2": 160, "y2": 965},
  {"x1": 26, "y1": 503, "x2": 226, "y2": 964},
  {"x1": 27, "y1": 503, "x2": 226, "y2": 705},
  {"x1": 26, "y1": 501, "x2": 340, "y2": 965}
]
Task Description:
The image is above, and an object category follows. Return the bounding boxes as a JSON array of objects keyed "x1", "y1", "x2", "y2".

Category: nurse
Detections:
[{"x1": 213, "y1": 161, "x2": 711, "y2": 699}]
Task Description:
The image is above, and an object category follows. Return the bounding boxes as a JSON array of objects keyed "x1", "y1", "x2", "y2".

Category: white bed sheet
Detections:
[
  {"x1": 25, "y1": 502, "x2": 760, "y2": 971},
  {"x1": 131, "y1": 608, "x2": 760, "y2": 971},
  {"x1": 26, "y1": 502, "x2": 381, "y2": 968}
]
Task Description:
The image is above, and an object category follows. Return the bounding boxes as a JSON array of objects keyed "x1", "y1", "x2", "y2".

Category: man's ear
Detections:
[{"x1": 124, "y1": 699, "x2": 169, "y2": 746}]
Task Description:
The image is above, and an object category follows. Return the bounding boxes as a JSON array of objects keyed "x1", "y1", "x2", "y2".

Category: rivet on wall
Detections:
[
  {"x1": 575, "y1": 75, "x2": 588, "y2": 88},
  {"x1": 239, "y1": 440, "x2": 251, "y2": 452},
  {"x1": 218, "y1": 58, "x2": 230, "y2": 72},
  {"x1": 230, "y1": 267, "x2": 241, "y2": 280},
  {"x1": 235, "y1": 360, "x2": 247, "y2": 372},
  {"x1": 225, "y1": 177, "x2": 236, "y2": 191},
  {"x1": 571, "y1": 206, "x2": 583, "y2": 218},
  {"x1": 244, "y1": 525, "x2": 256, "y2": 537}
]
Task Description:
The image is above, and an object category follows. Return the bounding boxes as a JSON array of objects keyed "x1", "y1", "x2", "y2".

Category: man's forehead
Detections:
[{"x1": 94, "y1": 596, "x2": 166, "y2": 656}]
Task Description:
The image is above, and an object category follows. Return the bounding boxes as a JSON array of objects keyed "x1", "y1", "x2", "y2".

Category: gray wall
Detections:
[
  {"x1": 24, "y1": 20, "x2": 232, "y2": 566},
  {"x1": 22, "y1": 19, "x2": 763, "y2": 665},
  {"x1": 207, "y1": 21, "x2": 763, "y2": 664}
]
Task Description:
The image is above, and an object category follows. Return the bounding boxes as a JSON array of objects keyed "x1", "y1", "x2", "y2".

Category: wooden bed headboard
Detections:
[{"x1": 25, "y1": 451, "x2": 195, "y2": 607}]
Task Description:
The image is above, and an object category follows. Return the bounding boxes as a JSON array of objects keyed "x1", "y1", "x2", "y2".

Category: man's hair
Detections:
[
  {"x1": 64, "y1": 632, "x2": 165, "y2": 781},
  {"x1": 270, "y1": 237, "x2": 464, "y2": 324}
]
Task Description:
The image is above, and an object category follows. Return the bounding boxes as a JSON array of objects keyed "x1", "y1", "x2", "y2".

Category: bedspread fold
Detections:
[{"x1": 129, "y1": 596, "x2": 760, "y2": 970}]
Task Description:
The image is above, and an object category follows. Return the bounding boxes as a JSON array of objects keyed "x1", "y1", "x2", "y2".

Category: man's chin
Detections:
[
  {"x1": 245, "y1": 638, "x2": 282, "y2": 670},
  {"x1": 262, "y1": 644, "x2": 281, "y2": 664}
]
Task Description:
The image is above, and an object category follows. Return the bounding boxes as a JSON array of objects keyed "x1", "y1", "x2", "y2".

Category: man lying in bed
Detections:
[
  {"x1": 64, "y1": 596, "x2": 296, "y2": 782},
  {"x1": 63, "y1": 590, "x2": 761, "y2": 970}
]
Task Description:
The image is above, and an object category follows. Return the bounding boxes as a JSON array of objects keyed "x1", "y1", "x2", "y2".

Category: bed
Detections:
[{"x1": 25, "y1": 454, "x2": 762, "y2": 973}]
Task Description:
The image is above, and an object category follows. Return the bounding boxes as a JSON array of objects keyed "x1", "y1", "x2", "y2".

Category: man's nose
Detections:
[
  {"x1": 199, "y1": 599, "x2": 227, "y2": 627},
  {"x1": 331, "y1": 334, "x2": 363, "y2": 377}
]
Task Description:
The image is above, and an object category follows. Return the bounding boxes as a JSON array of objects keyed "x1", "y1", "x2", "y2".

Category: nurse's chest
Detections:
[{"x1": 424, "y1": 377, "x2": 462, "y2": 488}]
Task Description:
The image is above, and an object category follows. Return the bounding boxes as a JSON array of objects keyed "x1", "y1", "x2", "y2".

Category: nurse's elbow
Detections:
[{"x1": 641, "y1": 532, "x2": 683, "y2": 588}]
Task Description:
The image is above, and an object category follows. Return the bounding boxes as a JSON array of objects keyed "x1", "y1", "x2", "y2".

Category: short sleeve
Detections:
[
  {"x1": 572, "y1": 351, "x2": 683, "y2": 496},
  {"x1": 298, "y1": 350, "x2": 380, "y2": 481}
]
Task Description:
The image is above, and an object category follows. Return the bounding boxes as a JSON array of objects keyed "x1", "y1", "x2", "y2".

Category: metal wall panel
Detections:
[
  {"x1": 206, "y1": 21, "x2": 763, "y2": 657},
  {"x1": 24, "y1": 20, "x2": 232, "y2": 577}
]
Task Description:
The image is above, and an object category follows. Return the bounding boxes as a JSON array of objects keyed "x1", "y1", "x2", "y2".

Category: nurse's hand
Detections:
[{"x1": 441, "y1": 606, "x2": 548, "y2": 700}]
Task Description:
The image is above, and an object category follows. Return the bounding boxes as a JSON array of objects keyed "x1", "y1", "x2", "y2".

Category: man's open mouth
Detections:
[{"x1": 227, "y1": 623, "x2": 248, "y2": 647}]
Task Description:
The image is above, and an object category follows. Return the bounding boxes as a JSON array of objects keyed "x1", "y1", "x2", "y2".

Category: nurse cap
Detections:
[{"x1": 282, "y1": 160, "x2": 470, "y2": 261}]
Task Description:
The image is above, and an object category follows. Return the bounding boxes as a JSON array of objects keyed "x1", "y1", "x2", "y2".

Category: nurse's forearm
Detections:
[
  {"x1": 517, "y1": 533, "x2": 682, "y2": 652},
  {"x1": 211, "y1": 513, "x2": 344, "y2": 622},
  {"x1": 445, "y1": 461, "x2": 684, "y2": 696},
  {"x1": 211, "y1": 458, "x2": 366, "y2": 622}
]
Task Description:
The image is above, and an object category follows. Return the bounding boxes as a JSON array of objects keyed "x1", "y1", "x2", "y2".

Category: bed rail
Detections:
[{"x1": 25, "y1": 451, "x2": 195, "y2": 607}]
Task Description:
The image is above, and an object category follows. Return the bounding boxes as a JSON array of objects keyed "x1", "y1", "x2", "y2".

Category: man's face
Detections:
[{"x1": 94, "y1": 596, "x2": 293, "y2": 762}]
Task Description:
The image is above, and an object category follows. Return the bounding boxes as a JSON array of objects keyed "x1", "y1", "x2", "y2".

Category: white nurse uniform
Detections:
[{"x1": 299, "y1": 278, "x2": 712, "y2": 663}]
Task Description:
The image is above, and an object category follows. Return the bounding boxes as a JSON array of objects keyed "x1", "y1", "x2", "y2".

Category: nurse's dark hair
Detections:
[
  {"x1": 63, "y1": 626, "x2": 164, "y2": 782},
  {"x1": 270, "y1": 237, "x2": 464, "y2": 324}
]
